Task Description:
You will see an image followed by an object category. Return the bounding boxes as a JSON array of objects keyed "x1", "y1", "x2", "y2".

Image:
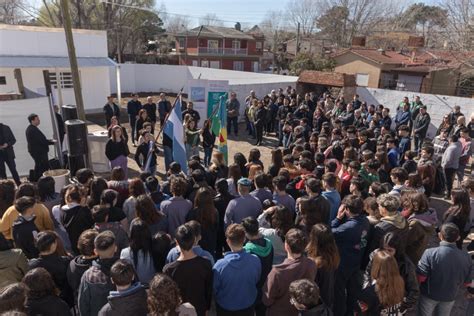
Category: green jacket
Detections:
[{"x1": 0, "y1": 248, "x2": 28, "y2": 288}]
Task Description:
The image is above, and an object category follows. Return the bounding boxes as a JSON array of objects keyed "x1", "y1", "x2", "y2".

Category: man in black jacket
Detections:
[
  {"x1": 25, "y1": 114, "x2": 55, "y2": 182},
  {"x1": 103, "y1": 96, "x2": 121, "y2": 127},
  {"x1": 126, "y1": 94, "x2": 142, "y2": 146},
  {"x1": 0, "y1": 123, "x2": 21, "y2": 185},
  {"x1": 413, "y1": 105, "x2": 431, "y2": 153}
]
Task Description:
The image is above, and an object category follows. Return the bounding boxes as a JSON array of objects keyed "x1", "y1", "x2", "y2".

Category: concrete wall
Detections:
[
  {"x1": 0, "y1": 66, "x2": 111, "y2": 112},
  {"x1": 335, "y1": 54, "x2": 382, "y2": 88},
  {"x1": 357, "y1": 87, "x2": 474, "y2": 139},
  {"x1": 0, "y1": 24, "x2": 108, "y2": 58}
]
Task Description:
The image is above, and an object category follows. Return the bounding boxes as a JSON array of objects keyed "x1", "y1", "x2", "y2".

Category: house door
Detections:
[
  {"x1": 192, "y1": 60, "x2": 198, "y2": 67},
  {"x1": 252, "y1": 61, "x2": 259, "y2": 72},
  {"x1": 210, "y1": 61, "x2": 220, "y2": 69},
  {"x1": 397, "y1": 74, "x2": 423, "y2": 92}
]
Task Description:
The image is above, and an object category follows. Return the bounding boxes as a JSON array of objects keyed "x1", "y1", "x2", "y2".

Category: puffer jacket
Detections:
[
  {"x1": 368, "y1": 213, "x2": 408, "y2": 255},
  {"x1": 0, "y1": 248, "x2": 28, "y2": 287},
  {"x1": 405, "y1": 209, "x2": 438, "y2": 265},
  {"x1": 364, "y1": 251, "x2": 419, "y2": 314}
]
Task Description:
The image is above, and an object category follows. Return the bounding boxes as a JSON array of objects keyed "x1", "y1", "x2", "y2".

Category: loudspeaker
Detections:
[
  {"x1": 65, "y1": 119, "x2": 88, "y2": 156},
  {"x1": 62, "y1": 105, "x2": 78, "y2": 121},
  {"x1": 67, "y1": 155, "x2": 86, "y2": 177}
]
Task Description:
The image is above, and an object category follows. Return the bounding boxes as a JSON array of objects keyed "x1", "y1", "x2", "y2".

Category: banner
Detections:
[
  {"x1": 207, "y1": 80, "x2": 229, "y2": 118},
  {"x1": 187, "y1": 79, "x2": 208, "y2": 128}
]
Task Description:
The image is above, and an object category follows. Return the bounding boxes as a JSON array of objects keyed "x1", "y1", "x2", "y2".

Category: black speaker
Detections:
[
  {"x1": 62, "y1": 105, "x2": 78, "y2": 121},
  {"x1": 65, "y1": 119, "x2": 88, "y2": 156}
]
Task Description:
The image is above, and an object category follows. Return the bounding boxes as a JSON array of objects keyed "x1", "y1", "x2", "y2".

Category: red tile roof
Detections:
[{"x1": 298, "y1": 71, "x2": 356, "y2": 87}]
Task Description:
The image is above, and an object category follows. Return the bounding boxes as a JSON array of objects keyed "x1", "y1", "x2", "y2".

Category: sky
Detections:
[{"x1": 26, "y1": 0, "x2": 437, "y2": 28}]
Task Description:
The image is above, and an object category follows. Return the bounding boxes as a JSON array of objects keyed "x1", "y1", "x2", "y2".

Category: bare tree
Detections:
[
  {"x1": 159, "y1": 4, "x2": 192, "y2": 34},
  {"x1": 439, "y1": 0, "x2": 474, "y2": 51},
  {"x1": 199, "y1": 13, "x2": 223, "y2": 27},
  {"x1": 285, "y1": 0, "x2": 323, "y2": 35},
  {"x1": 0, "y1": 0, "x2": 26, "y2": 24}
]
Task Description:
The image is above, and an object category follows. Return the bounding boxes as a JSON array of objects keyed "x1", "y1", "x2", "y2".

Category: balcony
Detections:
[{"x1": 197, "y1": 47, "x2": 248, "y2": 56}]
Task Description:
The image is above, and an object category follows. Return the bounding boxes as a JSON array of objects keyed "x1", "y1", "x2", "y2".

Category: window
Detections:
[
  {"x1": 233, "y1": 61, "x2": 244, "y2": 71},
  {"x1": 208, "y1": 40, "x2": 219, "y2": 49},
  {"x1": 232, "y1": 40, "x2": 241, "y2": 49},
  {"x1": 256, "y1": 41, "x2": 263, "y2": 50},
  {"x1": 0, "y1": 76, "x2": 6, "y2": 85},
  {"x1": 356, "y1": 73, "x2": 369, "y2": 87},
  {"x1": 201, "y1": 60, "x2": 209, "y2": 68},
  {"x1": 49, "y1": 72, "x2": 74, "y2": 89},
  {"x1": 192, "y1": 60, "x2": 198, "y2": 67},
  {"x1": 178, "y1": 38, "x2": 186, "y2": 48},
  {"x1": 210, "y1": 61, "x2": 220, "y2": 69}
]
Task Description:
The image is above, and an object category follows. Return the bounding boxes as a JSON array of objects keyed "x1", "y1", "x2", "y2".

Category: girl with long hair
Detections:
[
  {"x1": 107, "y1": 116, "x2": 129, "y2": 143},
  {"x1": 86, "y1": 177, "x2": 108, "y2": 209},
  {"x1": 147, "y1": 274, "x2": 196, "y2": 316},
  {"x1": 186, "y1": 188, "x2": 219, "y2": 256},
  {"x1": 443, "y1": 188, "x2": 471, "y2": 249},
  {"x1": 233, "y1": 152, "x2": 248, "y2": 178},
  {"x1": 105, "y1": 125, "x2": 130, "y2": 178},
  {"x1": 268, "y1": 148, "x2": 283, "y2": 178},
  {"x1": 358, "y1": 250, "x2": 405, "y2": 315},
  {"x1": 132, "y1": 194, "x2": 168, "y2": 235},
  {"x1": 120, "y1": 219, "x2": 156, "y2": 285},
  {"x1": 246, "y1": 148, "x2": 264, "y2": 171},
  {"x1": 135, "y1": 109, "x2": 151, "y2": 142},
  {"x1": 226, "y1": 164, "x2": 242, "y2": 197},
  {"x1": 184, "y1": 119, "x2": 201, "y2": 160},
  {"x1": 306, "y1": 224, "x2": 340, "y2": 308},
  {"x1": 122, "y1": 178, "x2": 146, "y2": 225}
]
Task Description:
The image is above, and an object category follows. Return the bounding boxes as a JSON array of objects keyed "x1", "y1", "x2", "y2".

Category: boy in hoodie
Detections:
[
  {"x1": 398, "y1": 125, "x2": 411, "y2": 165},
  {"x1": 67, "y1": 229, "x2": 98, "y2": 304},
  {"x1": 99, "y1": 259, "x2": 147, "y2": 316},
  {"x1": 213, "y1": 223, "x2": 261, "y2": 315},
  {"x1": 11, "y1": 196, "x2": 39, "y2": 259},
  {"x1": 272, "y1": 176, "x2": 296, "y2": 214},
  {"x1": 263, "y1": 228, "x2": 317, "y2": 316},
  {"x1": 78, "y1": 231, "x2": 117, "y2": 316},
  {"x1": 402, "y1": 150, "x2": 418, "y2": 175},
  {"x1": 442, "y1": 135, "x2": 463, "y2": 199},
  {"x1": 163, "y1": 224, "x2": 213, "y2": 316},
  {"x1": 321, "y1": 172, "x2": 341, "y2": 222},
  {"x1": 331, "y1": 195, "x2": 370, "y2": 316},
  {"x1": 92, "y1": 205, "x2": 128, "y2": 256},
  {"x1": 389, "y1": 167, "x2": 408, "y2": 197},
  {"x1": 386, "y1": 138, "x2": 400, "y2": 170},
  {"x1": 242, "y1": 217, "x2": 274, "y2": 316},
  {"x1": 368, "y1": 194, "x2": 407, "y2": 256}
]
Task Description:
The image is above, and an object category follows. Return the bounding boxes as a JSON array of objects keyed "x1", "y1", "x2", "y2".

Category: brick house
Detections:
[{"x1": 174, "y1": 25, "x2": 264, "y2": 72}]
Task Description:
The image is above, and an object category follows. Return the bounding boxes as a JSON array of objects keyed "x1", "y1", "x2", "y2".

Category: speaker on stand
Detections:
[
  {"x1": 62, "y1": 105, "x2": 78, "y2": 121},
  {"x1": 65, "y1": 119, "x2": 88, "y2": 177}
]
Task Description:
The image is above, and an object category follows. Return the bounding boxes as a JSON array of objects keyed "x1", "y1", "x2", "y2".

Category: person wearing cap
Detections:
[
  {"x1": 127, "y1": 94, "x2": 142, "y2": 146},
  {"x1": 224, "y1": 178, "x2": 262, "y2": 227},
  {"x1": 417, "y1": 223, "x2": 471, "y2": 316},
  {"x1": 413, "y1": 105, "x2": 431, "y2": 153}
]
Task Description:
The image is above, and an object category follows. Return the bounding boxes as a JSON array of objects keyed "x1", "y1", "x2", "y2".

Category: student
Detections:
[
  {"x1": 441, "y1": 135, "x2": 462, "y2": 199},
  {"x1": 120, "y1": 219, "x2": 156, "y2": 285},
  {"x1": 214, "y1": 179, "x2": 235, "y2": 259},
  {"x1": 250, "y1": 173, "x2": 273, "y2": 204},
  {"x1": 289, "y1": 279, "x2": 330, "y2": 316},
  {"x1": 417, "y1": 223, "x2": 471, "y2": 316},
  {"x1": 386, "y1": 138, "x2": 399, "y2": 169},
  {"x1": 134, "y1": 131, "x2": 159, "y2": 175},
  {"x1": 67, "y1": 229, "x2": 98, "y2": 304},
  {"x1": 0, "y1": 282, "x2": 28, "y2": 314},
  {"x1": 163, "y1": 224, "x2": 213, "y2": 316},
  {"x1": 11, "y1": 196, "x2": 39, "y2": 259},
  {"x1": 263, "y1": 228, "x2": 317, "y2": 316},
  {"x1": 417, "y1": 146, "x2": 436, "y2": 197},
  {"x1": 402, "y1": 150, "x2": 417, "y2": 175},
  {"x1": 331, "y1": 195, "x2": 370, "y2": 316},
  {"x1": 78, "y1": 231, "x2": 117, "y2": 316},
  {"x1": 242, "y1": 217, "x2": 274, "y2": 316},
  {"x1": 122, "y1": 178, "x2": 146, "y2": 225},
  {"x1": 272, "y1": 176, "x2": 296, "y2": 214},
  {"x1": 224, "y1": 178, "x2": 262, "y2": 227},
  {"x1": 389, "y1": 167, "x2": 408, "y2": 197},
  {"x1": 98, "y1": 259, "x2": 147, "y2": 316},
  {"x1": 442, "y1": 188, "x2": 471, "y2": 249},
  {"x1": 145, "y1": 176, "x2": 170, "y2": 210},
  {"x1": 321, "y1": 172, "x2": 341, "y2": 222},
  {"x1": 296, "y1": 178, "x2": 330, "y2": 227},
  {"x1": 213, "y1": 224, "x2": 261, "y2": 315},
  {"x1": 397, "y1": 125, "x2": 411, "y2": 164},
  {"x1": 28, "y1": 231, "x2": 73, "y2": 307},
  {"x1": 23, "y1": 268, "x2": 72, "y2": 316},
  {"x1": 166, "y1": 220, "x2": 214, "y2": 265},
  {"x1": 105, "y1": 125, "x2": 130, "y2": 178},
  {"x1": 160, "y1": 177, "x2": 192, "y2": 238},
  {"x1": 132, "y1": 194, "x2": 168, "y2": 236},
  {"x1": 92, "y1": 205, "x2": 129, "y2": 256},
  {"x1": 0, "y1": 232, "x2": 28, "y2": 288}
]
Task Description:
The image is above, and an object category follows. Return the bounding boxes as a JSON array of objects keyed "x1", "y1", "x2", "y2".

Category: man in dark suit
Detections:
[
  {"x1": 103, "y1": 96, "x2": 121, "y2": 127},
  {"x1": 127, "y1": 94, "x2": 142, "y2": 146},
  {"x1": 0, "y1": 123, "x2": 21, "y2": 185},
  {"x1": 143, "y1": 96, "x2": 157, "y2": 134},
  {"x1": 25, "y1": 114, "x2": 55, "y2": 181},
  {"x1": 54, "y1": 105, "x2": 65, "y2": 147}
]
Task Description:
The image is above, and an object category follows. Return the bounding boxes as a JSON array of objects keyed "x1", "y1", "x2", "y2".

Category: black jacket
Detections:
[
  {"x1": 143, "y1": 103, "x2": 157, "y2": 122},
  {"x1": 25, "y1": 124, "x2": 53, "y2": 157},
  {"x1": 0, "y1": 123, "x2": 16, "y2": 160},
  {"x1": 29, "y1": 254, "x2": 74, "y2": 307},
  {"x1": 105, "y1": 139, "x2": 129, "y2": 161},
  {"x1": 413, "y1": 113, "x2": 431, "y2": 137},
  {"x1": 254, "y1": 107, "x2": 268, "y2": 127},
  {"x1": 67, "y1": 256, "x2": 95, "y2": 302},
  {"x1": 55, "y1": 112, "x2": 66, "y2": 144},
  {"x1": 202, "y1": 128, "x2": 216, "y2": 148},
  {"x1": 60, "y1": 205, "x2": 94, "y2": 255},
  {"x1": 182, "y1": 108, "x2": 201, "y2": 122},
  {"x1": 127, "y1": 100, "x2": 142, "y2": 117},
  {"x1": 26, "y1": 295, "x2": 72, "y2": 316},
  {"x1": 134, "y1": 141, "x2": 158, "y2": 169},
  {"x1": 103, "y1": 103, "x2": 121, "y2": 126},
  {"x1": 12, "y1": 215, "x2": 39, "y2": 259},
  {"x1": 99, "y1": 283, "x2": 148, "y2": 316}
]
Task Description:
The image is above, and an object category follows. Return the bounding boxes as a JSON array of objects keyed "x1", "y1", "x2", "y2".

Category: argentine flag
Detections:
[{"x1": 163, "y1": 96, "x2": 188, "y2": 173}]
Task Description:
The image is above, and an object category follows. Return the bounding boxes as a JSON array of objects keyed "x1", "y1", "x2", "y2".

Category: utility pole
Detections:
[
  {"x1": 296, "y1": 22, "x2": 301, "y2": 54},
  {"x1": 60, "y1": 0, "x2": 86, "y2": 121}
]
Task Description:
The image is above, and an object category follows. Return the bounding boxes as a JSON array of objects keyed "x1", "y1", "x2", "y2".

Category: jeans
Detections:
[
  {"x1": 227, "y1": 116, "x2": 238, "y2": 135},
  {"x1": 444, "y1": 167, "x2": 457, "y2": 196},
  {"x1": 203, "y1": 146, "x2": 213, "y2": 167},
  {"x1": 278, "y1": 121, "x2": 284, "y2": 144},
  {"x1": 417, "y1": 295, "x2": 455, "y2": 316},
  {"x1": 414, "y1": 134, "x2": 425, "y2": 153},
  {"x1": 255, "y1": 124, "x2": 264, "y2": 145},
  {"x1": 333, "y1": 266, "x2": 361, "y2": 316},
  {"x1": 457, "y1": 163, "x2": 467, "y2": 185},
  {"x1": 129, "y1": 115, "x2": 137, "y2": 143},
  {"x1": 163, "y1": 145, "x2": 173, "y2": 172},
  {"x1": 185, "y1": 144, "x2": 199, "y2": 160},
  {"x1": 0, "y1": 154, "x2": 21, "y2": 185}
]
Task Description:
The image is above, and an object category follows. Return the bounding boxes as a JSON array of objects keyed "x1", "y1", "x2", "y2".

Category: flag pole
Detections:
[{"x1": 155, "y1": 87, "x2": 184, "y2": 144}]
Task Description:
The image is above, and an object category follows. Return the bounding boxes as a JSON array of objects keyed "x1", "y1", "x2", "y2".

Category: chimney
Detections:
[
  {"x1": 377, "y1": 48, "x2": 386, "y2": 56},
  {"x1": 235, "y1": 22, "x2": 241, "y2": 31},
  {"x1": 408, "y1": 36, "x2": 425, "y2": 48},
  {"x1": 351, "y1": 36, "x2": 366, "y2": 47}
]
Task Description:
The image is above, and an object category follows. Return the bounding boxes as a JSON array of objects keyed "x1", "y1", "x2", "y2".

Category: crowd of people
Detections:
[{"x1": 0, "y1": 87, "x2": 473, "y2": 316}]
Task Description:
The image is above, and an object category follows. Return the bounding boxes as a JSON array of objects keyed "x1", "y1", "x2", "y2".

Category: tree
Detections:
[
  {"x1": 289, "y1": 53, "x2": 335, "y2": 75},
  {"x1": 0, "y1": 0, "x2": 26, "y2": 24},
  {"x1": 199, "y1": 13, "x2": 223, "y2": 27},
  {"x1": 159, "y1": 3, "x2": 191, "y2": 34},
  {"x1": 440, "y1": 0, "x2": 474, "y2": 51},
  {"x1": 317, "y1": 6, "x2": 350, "y2": 47},
  {"x1": 285, "y1": 0, "x2": 323, "y2": 35}
]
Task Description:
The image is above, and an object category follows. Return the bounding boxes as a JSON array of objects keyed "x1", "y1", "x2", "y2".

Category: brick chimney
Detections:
[{"x1": 351, "y1": 36, "x2": 366, "y2": 47}]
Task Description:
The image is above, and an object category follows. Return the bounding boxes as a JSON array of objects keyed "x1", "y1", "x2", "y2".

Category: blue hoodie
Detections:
[
  {"x1": 322, "y1": 190, "x2": 341, "y2": 223},
  {"x1": 213, "y1": 250, "x2": 261, "y2": 311}
]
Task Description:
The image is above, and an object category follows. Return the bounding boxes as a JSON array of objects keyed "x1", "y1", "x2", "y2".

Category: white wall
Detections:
[
  {"x1": 0, "y1": 67, "x2": 110, "y2": 112},
  {"x1": 0, "y1": 97, "x2": 55, "y2": 176},
  {"x1": 0, "y1": 25, "x2": 107, "y2": 58},
  {"x1": 357, "y1": 87, "x2": 474, "y2": 139}
]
